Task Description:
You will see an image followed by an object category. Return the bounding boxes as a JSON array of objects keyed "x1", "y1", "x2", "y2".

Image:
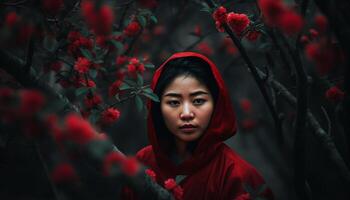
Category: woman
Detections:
[{"x1": 124, "y1": 52, "x2": 273, "y2": 199}]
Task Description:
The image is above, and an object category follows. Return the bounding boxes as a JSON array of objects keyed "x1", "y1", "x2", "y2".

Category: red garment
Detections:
[{"x1": 124, "y1": 52, "x2": 273, "y2": 200}]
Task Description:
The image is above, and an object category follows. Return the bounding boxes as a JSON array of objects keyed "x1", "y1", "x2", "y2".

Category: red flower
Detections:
[
  {"x1": 309, "y1": 28, "x2": 319, "y2": 39},
  {"x1": 5, "y1": 12, "x2": 19, "y2": 28},
  {"x1": 51, "y1": 163, "x2": 78, "y2": 184},
  {"x1": 305, "y1": 41, "x2": 336, "y2": 75},
  {"x1": 64, "y1": 114, "x2": 95, "y2": 144},
  {"x1": 245, "y1": 30, "x2": 261, "y2": 41},
  {"x1": 278, "y1": 11, "x2": 304, "y2": 35},
  {"x1": 325, "y1": 86, "x2": 345, "y2": 103},
  {"x1": 314, "y1": 14, "x2": 328, "y2": 32},
  {"x1": 84, "y1": 94, "x2": 102, "y2": 109},
  {"x1": 85, "y1": 79, "x2": 96, "y2": 88},
  {"x1": 258, "y1": 0, "x2": 286, "y2": 25},
  {"x1": 127, "y1": 58, "x2": 145, "y2": 77},
  {"x1": 109, "y1": 80, "x2": 123, "y2": 97},
  {"x1": 124, "y1": 21, "x2": 141, "y2": 37},
  {"x1": 137, "y1": 0, "x2": 158, "y2": 9},
  {"x1": 239, "y1": 98, "x2": 252, "y2": 113},
  {"x1": 74, "y1": 57, "x2": 91, "y2": 73},
  {"x1": 164, "y1": 178, "x2": 177, "y2": 190},
  {"x1": 42, "y1": 0, "x2": 64, "y2": 15},
  {"x1": 103, "y1": 152, "x2": 124, "y2": 176},
  {"x1": 116, "y1": 55, "x2": 129, "y2": 66},
  {"x1": 145, "y1": 169, "x2": 156, "y2": 181},
  {"x1": 19, "y1": 90, "x2": 45, "y2": 116},
  {"x1": 68, "y1": 31, "x2": 82, "y2": 42},
  {"x1": 100, "y1": 108, "x2": 120, "y2": 125},
  {"x1": 173, "y1": 186, "x2": 184, "y2": 200},
  {"x1": 81, "y1": 1, "x2": 114, "y2": 35},
  {"x1": 212, "y1": 6, "x2": 227, "y2": 24},
  {"x1": 241, "y1": 119, "x2": 257, "y2": 131},
  {"x1": 122, "y1": 157, "x2": 140, "y2": 176},
  {"x1": 197, "y1": 42, "x2": 213, "y2": 56},
  {"x1": 227, "y1": 12, "x2": 250, "y2": 36},
  {"x1": 300, "y1": 35, "x2": 310, "y2": 44},
  {"x1": 194, "y1": 25, "x2": 202, "y2": 36}
]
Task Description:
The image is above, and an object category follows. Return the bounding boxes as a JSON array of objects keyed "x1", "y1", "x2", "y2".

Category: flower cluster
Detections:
[
  {"x1": 67, "y1": 31, "x2": 93, "y2": 57},
  {"x1": 164, "y1": 178, "x2": 184, "y2": 200},
  {"x1": 124, "y1": 21, "x2": 142, "y2": 37},
  {"x1": 258, "y1": 0, "x2": 304, "y2": 35},
  {"x1": 127, "y1": 58, "x2": 145, "y2": 77},
  {"x1": 81, "y1": 0, "x2": 114, "y2": 35},
  {"x1": 100, "y1": 108, "x2": 120, "y2": 125},
  {"x1": 325, "y1": 86, "x2": 345, "y2": 103},
  {"x1": 74, "y1": 57, "x2": 92, "y2": 73}
]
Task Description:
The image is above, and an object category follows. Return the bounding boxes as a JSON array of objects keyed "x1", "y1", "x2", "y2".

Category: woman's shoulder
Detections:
[{"x1": 219, "y1": 144, "x2": 264, "y2": 179}]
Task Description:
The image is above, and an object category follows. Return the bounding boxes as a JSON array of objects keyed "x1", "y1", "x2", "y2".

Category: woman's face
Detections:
[{"x1": 161, "y1": 75, "x2": 214, "y2": 143}]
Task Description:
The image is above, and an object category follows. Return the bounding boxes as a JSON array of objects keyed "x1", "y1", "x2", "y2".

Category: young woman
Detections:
[{"x1": 124, "y1": 52, "x2": 273, "y2": 199}]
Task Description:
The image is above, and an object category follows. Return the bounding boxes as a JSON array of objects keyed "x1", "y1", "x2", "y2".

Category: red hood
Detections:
[{"x1": 146, "y1": 52, "x2": 237, "y2": 176}]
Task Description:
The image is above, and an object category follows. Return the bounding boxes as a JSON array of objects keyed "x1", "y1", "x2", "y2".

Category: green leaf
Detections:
[
  {"x1": 119, "y1": 82, "x2": 132, "y2": 90},
  {"x1": 150, "y1": 15, "x2": 158, "y2": 24},
  {"x1": 80, "y1": 48, "x2": 93, "y2": 60},
  {"x1": 110, "y1": 40, "x2": 124, "y2": 54},
  {"x1": 144, "y1": 63, "x2": 155, "y2": 68},
  {"x1": 75, "y1": 87, "x2": 89, "y2": 97},
  {"x1": 123, "y1": 79, "x2": 137, "y2": 87},
  {"x1": 89, "y1": 109, "x2": 100, "y2": 124},
  {"x1": 142, "y1": 91, "x2": 159, "y2": 102},
  {"x1": 137, "y1": 15, "x2": 147, "y2": 28},
  {"x1": 89, "y1": 69, "x2": 97, "y2": 79},
  {"x1": 137, "y1": 74, "x2": 144, "y2": 86},
  {"x1": 135, "y1": 95, "x2": 143, "y2": 112}
]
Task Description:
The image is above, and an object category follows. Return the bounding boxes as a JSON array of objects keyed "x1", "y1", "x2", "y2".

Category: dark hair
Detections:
[{"x1": 152, "y1": 56, "x2": 219, "y2": 157}]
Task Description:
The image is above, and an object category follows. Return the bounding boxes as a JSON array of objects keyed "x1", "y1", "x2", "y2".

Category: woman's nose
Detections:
[{"x1": 180, "y1": 103, "x2": 194, "y2": 120}]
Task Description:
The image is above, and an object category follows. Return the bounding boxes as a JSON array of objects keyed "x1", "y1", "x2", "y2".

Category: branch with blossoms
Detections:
[{"x1": 203, "y1": 0, "x2": 283, "y2": 138}]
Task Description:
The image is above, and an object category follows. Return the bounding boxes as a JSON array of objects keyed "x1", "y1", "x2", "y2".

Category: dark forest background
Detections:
[{"x1": 0, "y1": 0, "x2": 350, "y2": 200}]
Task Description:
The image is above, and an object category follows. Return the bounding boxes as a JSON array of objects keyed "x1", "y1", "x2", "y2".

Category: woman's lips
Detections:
[{"x1": 179, "y1": 125, "x2": 198, "y2": 133}]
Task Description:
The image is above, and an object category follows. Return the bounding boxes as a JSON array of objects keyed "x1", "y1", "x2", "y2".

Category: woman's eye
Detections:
[
  {"x1": 193, "y1": 99, "x2": 206, "y2": 105},
  {"x1": 167, "y1": 100, "x2": 180, "y2": 107}
]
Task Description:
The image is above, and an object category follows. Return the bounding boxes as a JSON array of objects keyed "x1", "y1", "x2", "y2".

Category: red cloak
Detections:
[{"x1": 123, "y1": 52, "x2": 273, "y2": 200}]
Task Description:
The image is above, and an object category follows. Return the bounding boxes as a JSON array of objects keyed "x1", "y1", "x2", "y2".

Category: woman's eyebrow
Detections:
[
  {"x1": 190, "y1": 91, "x2": 209, "y2": 97},
  {"x1": 163, "y1": 92, "x2": 181, "y2": 97},
  {"x1": 163, "y1": 91, "x2": 209, "y2": 97}
]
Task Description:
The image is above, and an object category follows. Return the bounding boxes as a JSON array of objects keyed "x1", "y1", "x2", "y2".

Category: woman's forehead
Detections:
[{"x1": 162, "y1": 75, "x2": 211, "y2": 95}]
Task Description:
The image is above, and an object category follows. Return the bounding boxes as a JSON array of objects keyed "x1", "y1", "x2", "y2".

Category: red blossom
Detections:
[
  {"x1": 305, "y1": 41, "x2": 336, "y2": 75},
  {"x1": 84, "y1": 94, "x2": 102, "y2": 109},
  {"x1": 68, "y1": 36, "x2": 93, "y2": 57},
  {"x1": 42, "y1": 0, "x2": 64, "y2": 15},
  {"x1": 109, "y1": 80, "x2": 123, "y2": 97},
  {"x1": 278, "y1": 11, "x2": 304, "y2": 35},
  {"x1": 173, "y1": 186, "x2": 184, "y2": 200},
  {"x1": 19, "y1": 90, "x2": 45, "y2": 116},
  {"x1": 245, "y1": 30, "x2": 261, "y2": 41},
  {"x1": 124, "y1": 21, "x2": 141, "y2": 37},
  {"x1": 258, "y1": 0, "x2": 286, "y2": 25},
  {"x1": 239, "y1": 98, "x2": 252, "y2": 113},
  {"x1": 325, "y1": 86, "x2": 345, "y2": 103},
  {"x1": 68, "y1": 31, "x2": 82, "y2": 42},
  {"x1": 145, "y1": 169, "x2": 156, "y2": 181},
  {"x1": 164, "y1": 178, "x2": 177, "y2": 190},
  {"x1": 241, "y1": 119, "x2": 257, "y2": 131},
  {"x1": 100, "y1": 108, "x2": 120, "y2": 125},
  {"x1": 227, "y1": 12, "x2": 250, "y2": 36},
  {"x1": 212, "y1": 6, "x2": 227, "y2": 24},
  {"x1": 137, "y1": 0, "x2": 158, "y2": 9},
  {"x1": 64, "y1": 114, "x2": 95, "y2": 144},
  {"x1": 5, "y1": 12, "x2": 20, "y2": 28},
  {"x1": 51, "y1": 163, "x2": 78, "y2": 184},
  {"x1": 127, "y1": 58, "x2": 145, "y2": 77},
  {"x1": 74, "y1": 57, "x2": 91, "y2": 73},
  {"x1": 81, "y1": 1, "x2": 114, "y2": 35},
  {"x1": 300, "y1": 35, "x2": 310, "y2": 44},
  {"x1": 116, "y1": 55, "x2": 129, "y2": 66},
  {"x1": 122, "y1": 157, "x2": 140, "y2": 176},
  {"x1": 314, "y1": 14, "x2": 328, "y2": 32},
  {"x1": 194, "y1": 25, "x2": 202, "y2": 36},
  {"x1": 103, "y1": 152, "x2": 124, "y2": 176},
  {"x1": 85, "y1": 79, "x2": 96, "y2": 88},
  {"x1": 197, "y1": 42, "x2": 213, "y2": 56},
  {"x1": 309, "y1": 28, "x2": 319, "y2": 39}
]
